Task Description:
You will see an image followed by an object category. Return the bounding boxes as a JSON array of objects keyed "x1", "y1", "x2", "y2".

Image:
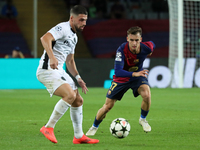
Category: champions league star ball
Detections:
[{"x1": 110, "y1": 118, "x2": 131, "y2": 139}]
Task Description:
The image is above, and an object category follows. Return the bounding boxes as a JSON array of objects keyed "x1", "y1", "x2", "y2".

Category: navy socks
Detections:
[
  {"x1": 141, "y1": 109, "x2": 149, "y2": 119},
  {"x1": 93, "y1": 117, "x2": 102, "y2": 128}
]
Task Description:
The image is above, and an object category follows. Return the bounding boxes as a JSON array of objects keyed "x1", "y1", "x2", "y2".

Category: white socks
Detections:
[
  {"x1": 45, "y1": 99, "x2": 84, "y2": 139},
  {"x1": 70, "y1": 105, "x2": 84, "y2": 139},
  {"x1": 45, "y1": 99, "x2": 71, "y2": 128}
]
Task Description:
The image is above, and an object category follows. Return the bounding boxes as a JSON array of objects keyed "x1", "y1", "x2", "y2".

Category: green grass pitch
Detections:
[{"x1": 0, "y1": 88, "x2": 200, "y2": 150}]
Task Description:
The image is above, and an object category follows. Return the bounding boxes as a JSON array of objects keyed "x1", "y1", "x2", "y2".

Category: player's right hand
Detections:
[
  {"x1": 50, "y1": 57, "x2": 58, "y2": 69},
  {"x1": 77, "y1": 79, "x2": 88, "y2": 94},
  {"x1": 132, "y1": 69, "x2": 149, "y2": 78}
]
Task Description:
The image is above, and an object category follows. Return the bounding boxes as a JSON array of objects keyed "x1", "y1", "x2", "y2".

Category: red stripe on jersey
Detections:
[
  {"x1": 123, "y1": 43, "x2": 137, "y2": 70},
  {"x1": 113, "y1": 41, "x2": 154, "y2": 83},
  {"x1": 113, "y1": 75, "x2": 130, "y2": 83},
  {"x1": 141, "y1": 41, "x2": 154, "y2": 52}
]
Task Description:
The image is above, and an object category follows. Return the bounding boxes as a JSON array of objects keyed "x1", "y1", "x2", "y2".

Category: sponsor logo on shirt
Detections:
[
  {"x1": 134, "y1": 59, "x2": 139, "y2": 63},
  {"x1": 115, "y1": 52, "x2": 122, "y2": 61},
  {"x1": 128, "y1": 66, "x2": 138, "y2": 72},
  {"x1": 116, "y1": 52, "x2": 122, "y2": 58},
  {"x1": 55, "y1": 26, "x2": 62, "y2": 31}
]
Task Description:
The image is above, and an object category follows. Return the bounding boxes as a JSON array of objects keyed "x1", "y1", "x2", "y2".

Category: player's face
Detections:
[
  {"x1": 72, "y1": 14, "x2": 87, "y2": 32},
  {"x1": 127, "y1": 33, "x2": 142, "y2": 54}
]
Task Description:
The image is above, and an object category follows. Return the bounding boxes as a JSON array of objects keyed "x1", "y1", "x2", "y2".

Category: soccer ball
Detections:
[{"x1": 109, "y1": 118, "x2": 131, "y2": 139}]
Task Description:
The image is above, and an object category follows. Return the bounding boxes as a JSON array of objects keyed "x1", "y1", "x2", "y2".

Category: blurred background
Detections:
[
  {"x1": 0, "y1": 0, "x2": 169, "y2": 58},
  {"x1": 2, "y1": 0, "x2": 195, "y2": 89}
]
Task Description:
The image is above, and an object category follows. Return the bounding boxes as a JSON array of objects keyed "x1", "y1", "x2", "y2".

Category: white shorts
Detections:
[{"x1": 36, "y1": 68, "x2": 77, "y2": 97}]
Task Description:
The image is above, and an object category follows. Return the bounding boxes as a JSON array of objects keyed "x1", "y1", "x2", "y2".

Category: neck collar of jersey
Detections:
[
  {"x1": 71, "y1": 28, "x2": 76, "y2": 34},
  {"x1": 127, "y1": 42, "x2": 141, "y2": 54}
]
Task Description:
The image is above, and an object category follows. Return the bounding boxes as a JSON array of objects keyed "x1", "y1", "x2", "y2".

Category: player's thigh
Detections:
[
  {"x1": 37, "y1": 69, "x2": 77, "y2": 101},
  {"x1": 131, "y1": 77, "x2": 149, "y2": 97},
  {"x1": 54, "y1": 83, "x2": 76, "y2": 100}
]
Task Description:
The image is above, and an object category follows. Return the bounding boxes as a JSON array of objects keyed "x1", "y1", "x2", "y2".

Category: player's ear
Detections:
[
  {"x1": 70, "y1": 15, "x2": 73, "y2": 21},
  {"x1": 140, "y1": 37, "x2": 142, "y2": 42},
  {"x1": 126, "y1": 36, "x2": 129, "y2": 42}
]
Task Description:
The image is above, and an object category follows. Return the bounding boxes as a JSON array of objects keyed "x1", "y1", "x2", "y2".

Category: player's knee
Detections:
[
  {"x1": 104, "y1": 104, "x2": 113, "y2": 113},
  {"x1": 63, "y1": 92, "x2": 76, "y2": 104},
  {"x1": 142, "y1": 93, "x2": 151, "y2": 103},
  {"x1": 78, "y1": 96, "x2": 84, "y2": 104},
  {"x1": 145, "y1": 93, "x2": 151, "y2": 99},
  {"x1": 73, "y1": 96, "x2": 83, "y2": 107}
]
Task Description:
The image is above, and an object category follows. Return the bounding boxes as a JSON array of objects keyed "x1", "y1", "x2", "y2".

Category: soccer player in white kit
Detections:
[{"x1": 36, "y1": 5, "x2": 99, "y2": 144}]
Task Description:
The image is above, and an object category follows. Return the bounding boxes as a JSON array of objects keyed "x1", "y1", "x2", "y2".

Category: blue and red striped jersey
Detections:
[{"x1": 113, "y1": 41, "x2": 155, "y2": 83}]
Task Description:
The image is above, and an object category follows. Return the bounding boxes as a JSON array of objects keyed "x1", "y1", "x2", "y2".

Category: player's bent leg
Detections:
[
  {"x1": 96, "y1": 98, "x2": 117, "y2": 120},
  {"x1": 86, "y1": 98, "x2": 117, "y2": 136},
  {"x1": 41, "y1": 84, "x2": 76, "y2": 143},
  {"x1": 47, "y1": 84, "x2": 75, "y2": 125},
  {"x1": 70, "y1": 91, "x2": 85, "y2": 139},
  {"x1": 138, "y1": 84, "x2": 151, "y2": 110},
  {"x1": 138, "y1": 84, "x2": 151, "y2": 132},
  {"x1": 71, "y1": 90, "x2": 83, "y2": 107},
  {"x1": 70, "y1": 89, "x2": 99, "y2": 142},
  {"x1": 73, "y1": 134, "x2": 99, "y2": 144},
  {"x1": 54, "y1": 83, "x2": 76, "y2": 105}
]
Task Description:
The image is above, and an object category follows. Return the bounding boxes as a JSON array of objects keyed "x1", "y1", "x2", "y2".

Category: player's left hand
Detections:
[
  {"x1": 132, "y1": 69, "x2": 149, "y2": 78},
  {"x1": 77, "y1": 79, "x2": 88, "y2": 94}
]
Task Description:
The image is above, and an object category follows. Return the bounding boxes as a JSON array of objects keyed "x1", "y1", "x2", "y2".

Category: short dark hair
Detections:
[
  {"x1": 70, "y1": 5, "x2": 88, "y2": 16},
  {"x1": 127, "y1": 26, "x2": 142, "y2": 36}
]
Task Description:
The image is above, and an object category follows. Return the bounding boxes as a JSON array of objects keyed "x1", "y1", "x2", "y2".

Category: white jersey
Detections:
[{"x1": 37, "y1": 21, "x2": 78, "y2": 70}]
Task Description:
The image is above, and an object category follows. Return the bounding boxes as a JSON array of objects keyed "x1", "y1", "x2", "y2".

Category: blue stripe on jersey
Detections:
[{"x1": 113, "y1": 41, "x2": 155, "y2": 83}]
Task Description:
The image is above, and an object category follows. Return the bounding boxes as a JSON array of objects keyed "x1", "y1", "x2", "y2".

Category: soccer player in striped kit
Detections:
[
  {"x1": 36, "y1": 5, "x2": 99, "y2": 144},
  {"x1": 86, "y1": 26, "x2": 155, "y2": 136}
]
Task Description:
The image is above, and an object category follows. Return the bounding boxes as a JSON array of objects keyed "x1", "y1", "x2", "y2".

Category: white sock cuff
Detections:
[
  {"x1": 70, "y1": 105, "x2": 82, "y2": 111},
  {"x1": 54, "y1": 99, "x2": 71, "y2": 114},
  {"x1": 61, "y1": 99, "x2": 71, "y2": 107}
]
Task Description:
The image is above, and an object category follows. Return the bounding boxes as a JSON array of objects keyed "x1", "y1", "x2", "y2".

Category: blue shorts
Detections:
[{"x1": 106, "y1": 76, "x2": 149, "y2": 100}]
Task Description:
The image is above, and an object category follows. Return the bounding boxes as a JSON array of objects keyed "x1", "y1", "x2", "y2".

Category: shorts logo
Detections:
[
  {"x1": 55, "y1": 26, "x2": 62, "y2": 31},
  {"x1": 107, "y1": 90, "x2": 111, "y2": 95},
  {"x1": 61, "y1": 76, "x2": 66, "y2": 81}
]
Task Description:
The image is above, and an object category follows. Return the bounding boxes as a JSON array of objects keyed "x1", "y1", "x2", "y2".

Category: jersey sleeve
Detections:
[
  {"x1": 48, "y1": 23, "x2": 65, "y2": 40},
  {"x1": 150, "y1": 41, "x2": 156, "y2": 50},
  {"x1": 145, "y1": 41, "x2": 155, "y2": 52},
  {"x1": 114, "y1": 45, "x2": 133, "y2": 77}
]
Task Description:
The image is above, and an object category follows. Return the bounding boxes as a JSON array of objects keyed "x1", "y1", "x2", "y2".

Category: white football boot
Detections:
[
  {"x1": 139, "y1": 118, "x2": 151, "y2": 133},
  {"x1": 86, "y1": 126, "x2": 98, "y2": 136}
]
